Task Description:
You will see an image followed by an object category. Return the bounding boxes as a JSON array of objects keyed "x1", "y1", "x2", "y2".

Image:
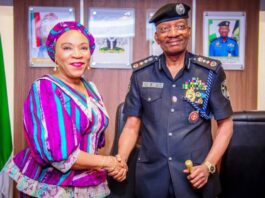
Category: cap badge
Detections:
[{"x1": 176, "y1": 4, "x2": 185, "y2": 15}]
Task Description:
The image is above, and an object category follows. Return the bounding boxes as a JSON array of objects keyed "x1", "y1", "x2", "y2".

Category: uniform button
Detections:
[
  {"x1": 172, "y1": 84, "x2": 176, "y2": 87},
  {"x1": 172, "y1": 96, "x2": 177, "y2": 103},
  {"x1": 148, "y1": 97, "x2": 151, "y2": 101},
  {"x1": 138, "y1": 157, "x2": 141, "y2": 160},
  {"x1": 171, "y1": 108, "x2": 175, "y2": 112},
  {"x1": 168, "y1": 157, "x2": 172, "y2": 161},
  {"x1": 168, "y1": 132, "x2": 172, "y2": 136}
]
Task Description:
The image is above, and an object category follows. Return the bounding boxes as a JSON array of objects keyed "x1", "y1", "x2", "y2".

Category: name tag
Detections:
[{"x1": 142, "y1": 81, "x2": 164, "y2": 88}]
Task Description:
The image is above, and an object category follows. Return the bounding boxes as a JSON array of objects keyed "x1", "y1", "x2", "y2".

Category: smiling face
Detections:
[
  {"x1": 54, "y1": 30, "x2": 90, "y2": 81},
  {"x1": 218, "y1": 26, "x2": 230, "y2": 38},
  {"x1": 154, "y1": 19, "x2": 191, "y2": 56}
]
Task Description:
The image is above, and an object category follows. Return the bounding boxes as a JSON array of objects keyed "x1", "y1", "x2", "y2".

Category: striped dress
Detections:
[{"x1": 4, "y1": 75, "x2": 110, "y2": 197}]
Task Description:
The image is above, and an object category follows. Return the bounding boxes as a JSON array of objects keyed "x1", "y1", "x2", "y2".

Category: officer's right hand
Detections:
[{"x1": 183, "y1": 164, "x2": 210, "y2": 189}]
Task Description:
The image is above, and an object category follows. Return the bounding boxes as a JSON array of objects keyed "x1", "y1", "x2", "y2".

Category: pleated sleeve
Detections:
[{"x1": 23, "y1": 79, "x2": 80, "y2": 172}]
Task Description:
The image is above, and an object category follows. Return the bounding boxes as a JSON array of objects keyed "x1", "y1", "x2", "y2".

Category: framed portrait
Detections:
[
  {"x1": 203, "y1": 12, "x2": 246, "y2": 70},
  {"x1": 88, "y1": 8, "x2": 135, "y2": 69},
  {"x1": 28, "y1": 6, "x2": 75, "y2": 67},
  {"x1": 146, "y1": 9, "x2": 163, "y2": 56}
]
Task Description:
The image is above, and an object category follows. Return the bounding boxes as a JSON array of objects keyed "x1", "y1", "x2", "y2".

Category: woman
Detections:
[{"x1": 3, "y1": 21, "x2": 127, "y2": 197}]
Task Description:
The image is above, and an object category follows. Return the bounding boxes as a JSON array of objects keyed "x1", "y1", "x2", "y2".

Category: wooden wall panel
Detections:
[{"x1": 14, "y1": 0, "x2": 258, "y2": 159}]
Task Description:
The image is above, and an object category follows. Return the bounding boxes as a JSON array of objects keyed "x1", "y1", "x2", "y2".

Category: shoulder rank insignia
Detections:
[
  {"x1": 131, "y1": 56, "x2": 158, "y2": 72},
  {"x1": 210, "y1": 37, "x2": 218, "y2": 43},
  {"x1": 191, "y1": 55, "x2": 221, "y2": 72}
]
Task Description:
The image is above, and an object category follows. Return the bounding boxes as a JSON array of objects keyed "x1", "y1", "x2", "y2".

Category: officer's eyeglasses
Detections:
[{"x1": 157, "y1": 25, "x2": 189, "y2": 34}]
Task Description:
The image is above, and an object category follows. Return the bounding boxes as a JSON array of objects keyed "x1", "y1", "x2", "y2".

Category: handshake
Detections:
[{"x1": 100, "y1": 154, "x2": 128, "y2": 182}]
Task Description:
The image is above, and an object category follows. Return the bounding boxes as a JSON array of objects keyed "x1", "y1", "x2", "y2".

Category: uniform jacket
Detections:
[
  {"x1": 209, "y1": 37, "x2": 239, "y2": 57},
  {"x1": 123, "y1": 52, "x2": 233, "y2": 198}
]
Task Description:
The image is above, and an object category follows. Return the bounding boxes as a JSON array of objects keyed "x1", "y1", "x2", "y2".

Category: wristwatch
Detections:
[{"x1": 203, "y1": 160, "x2": 216, "y2": 174}]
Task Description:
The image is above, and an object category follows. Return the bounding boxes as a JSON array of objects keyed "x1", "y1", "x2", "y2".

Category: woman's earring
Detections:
[
  {"x1": 87, "y1": 61, "x2": 91, "y2": 70},
  {"x1": 54, "y1": 60, "x2": 59, "y2": 72},
  {"x1": 53, "y1": 65, "x2": 58, "y2": 72}
]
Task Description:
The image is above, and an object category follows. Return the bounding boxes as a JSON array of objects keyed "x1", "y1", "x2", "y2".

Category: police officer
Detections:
[
  {"x1": 117, "y1": 3, "x2": 233, "y2": 198},
  {"x1": 209, "y1": 21, "x2": 239, "y2": 57}
]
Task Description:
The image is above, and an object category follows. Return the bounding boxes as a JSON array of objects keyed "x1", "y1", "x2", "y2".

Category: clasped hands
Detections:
[{"x1": 101, "y1": 154, "x2": 128, "y2": 182}]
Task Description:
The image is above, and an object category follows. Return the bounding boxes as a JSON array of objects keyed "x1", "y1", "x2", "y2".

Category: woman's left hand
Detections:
[{"x1": 183, "y1": 164, "x2": 210, "y2": 189}]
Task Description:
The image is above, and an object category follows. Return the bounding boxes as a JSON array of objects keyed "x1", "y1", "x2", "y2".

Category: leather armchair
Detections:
[{"x1": 219, "y1": 111, "x2": 265, "y2": 198}]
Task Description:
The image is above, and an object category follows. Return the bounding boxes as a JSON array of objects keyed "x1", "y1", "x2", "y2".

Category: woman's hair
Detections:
[{"x1": 46, "y1": 21, "x2": 95, "y2": 62}]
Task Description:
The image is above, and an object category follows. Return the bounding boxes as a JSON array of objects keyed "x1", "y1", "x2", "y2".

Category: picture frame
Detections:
[
  {"x1": 146, "y1": 9, "x2": 162, "y2": 56},
  {"x1": 203, "y1": 11, "x2": 246, "y2": 70},
  {"x1": 88, "y1": 8, "x2": 135, "y2": 69},
  {"x1": 28, "y1": 6, "x2": 75, "y2": 67}
]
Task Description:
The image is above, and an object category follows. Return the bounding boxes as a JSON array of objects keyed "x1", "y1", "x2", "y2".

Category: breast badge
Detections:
[
  {"x1": 182, "y1": 76, "x2": 213, "y2": 121},
  {"x1": 142, "y1": 81, "x2": 164, "y2": 88},
  {"x1": 185, "y1": 88, "x2": 196, "y2": 102},
  {"x1": 188, "y1": 111, "x2": 199, "y2": 123}
]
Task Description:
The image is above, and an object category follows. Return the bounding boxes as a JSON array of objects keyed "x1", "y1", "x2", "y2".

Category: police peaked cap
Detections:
[
  {"x1": 149, "y1": 3, "x2": 190, "y2": 26},
  {"x1": 218, "y1": 21, "x2": 230, "y2": 27}
]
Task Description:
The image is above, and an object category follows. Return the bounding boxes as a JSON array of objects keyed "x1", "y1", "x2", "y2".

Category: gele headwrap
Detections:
[{"x1": 46, "y1": 21, "x2": 95, "y2": 62}]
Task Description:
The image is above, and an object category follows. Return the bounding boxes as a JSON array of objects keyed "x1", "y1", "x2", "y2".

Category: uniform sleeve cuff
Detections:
[
  {"x1": 214, "y1": 108, "x2": 233, "y2": 121},
  {"x1": 123, "y1": 108, "x2": 142, "y2": 118}
]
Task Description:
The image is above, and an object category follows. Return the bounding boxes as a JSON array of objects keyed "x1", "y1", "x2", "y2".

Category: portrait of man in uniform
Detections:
[
  {"x1": 209, "y1": 20, "x2": 239, "y2": 57},
  {"x1": 203, "y1": 12, "x2": 246, "y2": 70}
]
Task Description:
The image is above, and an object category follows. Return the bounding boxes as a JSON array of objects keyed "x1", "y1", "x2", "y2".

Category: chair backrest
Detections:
[
  {"x1": 219, "y1": 111, "x2": 265, "y2": 198},
  {"x1": 111, "y1": 102, "x2": 126, "y2": 155},
  {"x1": 108, "y1": 102, "x2": 138, "y2": 198}
]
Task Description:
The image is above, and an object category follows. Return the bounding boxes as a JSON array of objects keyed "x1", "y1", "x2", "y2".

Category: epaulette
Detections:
[
  {"x1": 210, "y1": 37, "x2": 218, "y2": 43},
  {"x1": 229, "y1": 37, "x2": 238, "y2": 42},
  {"x1": 191, "y1": 55, "x2": 221, "y2": 72},
  {"x1": 131, "y1": 56, "x2": 158, "y2": 72}
]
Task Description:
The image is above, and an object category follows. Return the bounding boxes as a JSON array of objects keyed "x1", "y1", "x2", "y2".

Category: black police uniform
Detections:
[{"x1": 123, "y1": 52, "x2": 233, "y2": 198}]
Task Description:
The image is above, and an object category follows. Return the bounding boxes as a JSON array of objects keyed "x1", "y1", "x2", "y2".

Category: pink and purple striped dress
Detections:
[{"x1": 4, "y1": 75, "x2": 110, "y2": 197}]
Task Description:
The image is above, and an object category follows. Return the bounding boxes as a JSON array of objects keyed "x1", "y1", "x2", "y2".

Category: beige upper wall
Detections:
[
  {"x1": 0, "y1": 6, "x2": 14, "y2": 133},
  {"x1": 258, "y1": 11, "x2": 265, "y2": 110}
]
